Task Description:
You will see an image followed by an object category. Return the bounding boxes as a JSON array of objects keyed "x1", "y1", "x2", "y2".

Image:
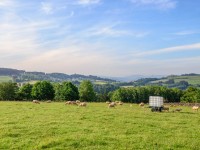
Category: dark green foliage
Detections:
[
  {"x1": 94, "y1": 84, "x2": 119, "y2": 102},
  {"x1": 165, "y1": 79, "x2": 175, "y2": 84},
  {"x1": 17, "y1": 83, "x2": 33, "y2": 100},
  {"x1": 111, "y1": 88, "x2": 137, "y2": 103},
  {"x1": 54, "y1": 82, "x2": 79, "y2": 101},
  {"x1": 31, "y1": 81, "x2": 54, "y2": 100},
  {"x1": 110, "y1": 86, "x2": 183, "y2": 103},
  {"x1": 0, "y1": 82, "x2": 18, "y2": 100},
  {"x1": 79, "y1": 80, "x2": 96, "y2": 102},
  {"x1": 134, "y1": 78, "x2": 159, "y2": 86},
  {"x1": 0, "y1": 79, "x2": 198, "y2": 103},
  {"x1": 181, "y1": 87, "x2": 200, "y2": 103}
]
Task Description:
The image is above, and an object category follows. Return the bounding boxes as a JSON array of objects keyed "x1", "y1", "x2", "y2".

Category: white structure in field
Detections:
[{"x1": 149, "y1": 96, "x2": 163, "y2": 107}]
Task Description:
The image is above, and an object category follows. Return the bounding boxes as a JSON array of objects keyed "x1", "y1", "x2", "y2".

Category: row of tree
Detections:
[
  {"x1": 110, "y1": 86, "x2": 183, "y2": 103},
  {"x1": 0, "y1": 81, "x2": 95, "y2": 102},
  {"x1": 0, "y1": 81, "x2": 199, "y2": 103}
]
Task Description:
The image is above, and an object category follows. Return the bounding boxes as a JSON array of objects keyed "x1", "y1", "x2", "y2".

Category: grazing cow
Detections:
[
  {"x1": 192, "y1": 106, "x2": 199, "y2": 111},
  {"x1": 46, "y1": 100, "x2": 51, "y2": 103},
  {"x1": 33, "y1": 100, "x2": 40, "y2": 104}
]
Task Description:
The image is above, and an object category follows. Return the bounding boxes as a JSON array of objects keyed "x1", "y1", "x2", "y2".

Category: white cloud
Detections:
[
  {"x1": 90, "y1": 26, "x2": 131, "y2": 37},
  {"x1": 85, "y1": 24, "x2": 149, "y2": 38},
  {"x1": 41, "y1": 2, "x2": 53, "y2": 14},
  {"x1": 77, "y1": 0, "x2": 100, "y2": 5},
  {"x1": 8, "y1": 44, "x2": 125, "y2": 76},
  {"x1": 133, "y1": 43, "x2": 200, "y2": 57},
  {"x1": 0, "y1": 0, "x2": 14, "y2": 7},
  {"x1": 130, "y1": 0, "x2": 177, "y2": 10},
  {"x1": 174, "y1": 30, "x2": 200, "y2": 36}
]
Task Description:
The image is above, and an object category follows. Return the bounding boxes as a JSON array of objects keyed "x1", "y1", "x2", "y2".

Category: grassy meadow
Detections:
[
  {"x1": 150, "y1": 75, "x2": 200, "y2": 86},
  {"x1": 0, "y1": 101, "x2": 199, "y2": 150},
  {"x1": 0, "y1": 76, "x2": 13, "y2": 82}
]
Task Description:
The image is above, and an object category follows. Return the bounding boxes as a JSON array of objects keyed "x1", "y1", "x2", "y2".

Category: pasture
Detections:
[
  {"x1": 0, "y1": 102, "x2": 199, "y2": 150},
  {"x1": 0, "y1": 76, "x2": 13, "y2": 82},
  {"x1": 150, "y1": 75, "x2": 200, "y2": 86}
]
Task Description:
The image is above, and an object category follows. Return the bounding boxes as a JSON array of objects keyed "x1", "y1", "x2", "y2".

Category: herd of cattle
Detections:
[{"x1": 32, "y1": 100, "x2": 199, "y2": 112}]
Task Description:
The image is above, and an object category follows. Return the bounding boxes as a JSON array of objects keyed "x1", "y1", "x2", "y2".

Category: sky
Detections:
[{"x1": 0, "y1": 0, "x2": 200, "y2": 77}]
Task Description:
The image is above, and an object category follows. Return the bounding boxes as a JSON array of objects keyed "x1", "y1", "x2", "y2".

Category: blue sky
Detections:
[{"x1": 0, "y1": 0, "x2": 200, "y2": 76}]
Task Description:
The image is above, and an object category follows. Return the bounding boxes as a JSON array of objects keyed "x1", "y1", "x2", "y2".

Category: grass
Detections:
[
  {"x1": 93, "y1": 81, "x2": 108, "y2": 85},
  {"x1": 151, "y1": 75, "x2": 200, "y2": 85},
  {"x1": 174, "y1": 76, "x2": 200, "y2": 85},
  {"x1": 0, "y1": 76, "x2": 13, "y2": 82},
  {"x1": 0, "y1": 102, "x2": 199, "y2": 149}
]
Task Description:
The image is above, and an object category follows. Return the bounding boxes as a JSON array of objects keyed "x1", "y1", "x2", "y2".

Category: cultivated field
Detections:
[{"x1": 0, "y1": 102, "x2": 199, "y2": 150}]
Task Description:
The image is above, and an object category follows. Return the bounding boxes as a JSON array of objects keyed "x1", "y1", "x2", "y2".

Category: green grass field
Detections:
[
  {"x1": 150, "y1": 75, "x2": 200, "y2": 85},
  {"x1": 174, "y1": 76, "x2": 200, "y2": 85},
  {"x1": 0, "y1": 102, "x2": 199, "y2": 149},
  {"x1": 0, "y1": 76, "x2": 13, "y2": 82}
]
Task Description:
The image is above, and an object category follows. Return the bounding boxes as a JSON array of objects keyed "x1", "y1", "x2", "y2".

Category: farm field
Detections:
[
  {"x1": 0, "y1": 102, "x2": 199, "y2": 150},
  {"x1": 0, "y1": 76, "x2": 13, "y2": 82},
  {"x1": 150, "y1": 75, "x2": 200, "y2": 85}
]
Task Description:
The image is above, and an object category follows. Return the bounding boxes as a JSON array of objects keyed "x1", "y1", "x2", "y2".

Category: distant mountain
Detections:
[{"x1": 0, "y1": 68, "x2": 116, "y2": 83}]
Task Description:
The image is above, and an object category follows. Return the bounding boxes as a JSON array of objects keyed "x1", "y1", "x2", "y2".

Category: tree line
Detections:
[{"x1": 0, "y1": 81, "x2": 199, "y2": 103}]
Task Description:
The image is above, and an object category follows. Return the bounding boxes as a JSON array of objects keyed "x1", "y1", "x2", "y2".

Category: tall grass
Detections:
[{"x1": 0, "y1": 101, "x2": 199, "y2": 149}]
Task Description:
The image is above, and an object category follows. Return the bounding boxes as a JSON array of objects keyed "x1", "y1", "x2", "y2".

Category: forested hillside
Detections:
[
  {"x1": 120, "y1": 74, "x2": 200, "y2": 90},
  {"x1": 0, "y1": 68, "x2": 116, "y2": 83}
]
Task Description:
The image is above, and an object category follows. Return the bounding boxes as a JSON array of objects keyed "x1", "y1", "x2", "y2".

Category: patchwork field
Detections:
[
  {"x1": 150, "y1": 75, "x2": 200, "y2": 85},
  {"x1": 0, "y1": 102, "x2": 199, "y2": 149}
]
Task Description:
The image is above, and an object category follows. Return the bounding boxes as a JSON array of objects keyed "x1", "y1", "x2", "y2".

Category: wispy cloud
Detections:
[
  {"x1": 133, "y1": 43, "x2": 200, "y2": 57},
  {"x1": 8, "y1": 43, "x2": 124, "y2": 76},
  {"x1": 89, "y1": 25, "x2": 131, "y2": 37},
  {"x1": 40, "y1": 2, "x2": 53, "y2": 14},
  {"x1": 130, "y1": 0, "x2": 177, "y2": 10},
  {"x1": 85, "y1": 24, "x2": 150, "y2": 38},
  {"x1": 173, "y1": 30, "x2": 200, "y2": 36},
  {"x1": 0, "y1": 0, "x2": 14, "y2": 7},
  {"x1": 77, "y1": 0, "x2": 101, "y2": 5}
]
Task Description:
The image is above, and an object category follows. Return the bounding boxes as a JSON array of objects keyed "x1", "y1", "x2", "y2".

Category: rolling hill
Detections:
[
  {"x1": 133, "y1": 73, "x2": 200, "y2": 90},
  {"x1": 0, "y1": 68, "x2": 116, "y2": 84}
]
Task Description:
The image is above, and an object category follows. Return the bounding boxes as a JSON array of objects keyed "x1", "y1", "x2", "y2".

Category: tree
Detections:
[
  {"x1": 93, "y1": 84, "x2": 119, "y2": 102},
  {"x1": 0, "y1": 82, "x2": 18, "y2": 100},
  {"x1": 110, "y1": 87, "x2": 137, "y2": 103},
  {"x1": 54, "y1": 82, "x2": 79, "y2": 101},
  {"x1": 31, "y1": 81, "x2": 54, "y2": 100},
  {"x1": 165, "y1": 79, "x2": 175, "y2": 84},
  {"x1": 181, "y1": 87, "x2": 200, "y2": 103},
  {"x1": 17, "y1": 83, "x2": 33, "y2": 100},
  {"x1": 79, "y1": 80, "x2": 95, "y2": 102}
]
